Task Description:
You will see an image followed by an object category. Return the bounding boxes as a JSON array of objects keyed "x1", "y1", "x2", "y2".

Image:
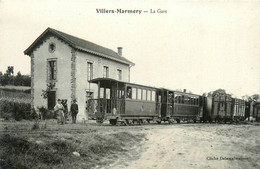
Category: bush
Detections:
[
  {"x1": 37, "y1": 106, "x2": 56, "y2": 120},
  {"x1": 0, "y1": 100, "x2": 36, "y2": 120}
]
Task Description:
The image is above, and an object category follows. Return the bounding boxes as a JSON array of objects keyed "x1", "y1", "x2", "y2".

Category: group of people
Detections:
[{"x1": 54, "y1": 98, "x2": 79, "y2": 124}]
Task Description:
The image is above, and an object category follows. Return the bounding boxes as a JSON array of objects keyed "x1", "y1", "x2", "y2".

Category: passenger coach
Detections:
[
  {"x1": 158, "y1": 88, "x2": 202, "y2": 123},
  {"x1": 87, "y1": 78, "x2": 159, "y2": 125}
]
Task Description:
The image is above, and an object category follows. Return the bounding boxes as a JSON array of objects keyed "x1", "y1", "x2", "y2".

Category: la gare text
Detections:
[{"x1": 96, "y1": 9, "x2": 167, "y2": 14}]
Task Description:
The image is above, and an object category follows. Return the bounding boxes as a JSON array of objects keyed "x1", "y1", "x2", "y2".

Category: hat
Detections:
[
  {"x1": 73, "y1": 99, "x2": 77, "y2": 102},
  {"x1": 58, "y1": 99, "x2": 61, "y2": 101}
]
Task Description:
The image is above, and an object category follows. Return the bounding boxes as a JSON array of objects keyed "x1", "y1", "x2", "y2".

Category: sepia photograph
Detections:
[{"x1": 0, "y1": 0, "x2": 259, "y2": 168}]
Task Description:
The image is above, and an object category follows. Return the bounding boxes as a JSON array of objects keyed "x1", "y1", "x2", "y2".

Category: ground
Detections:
[
  {"x1": 0, "y1": 120, "x2": 259, "y2": 169},
  {"x1": 109, "y1": 123, "x2": 260, "y2": 169}
]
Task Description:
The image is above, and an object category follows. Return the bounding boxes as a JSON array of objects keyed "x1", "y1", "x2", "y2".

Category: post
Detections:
[
  {"x1": 104, "y1": 87, "x2": 107, "y2": 113},
  {"x1": 97, "y1": 81, "x2": 101, "y2": 121},
  {"x1": 116, "y1": 82, "x2": 119, "y2": 111}
]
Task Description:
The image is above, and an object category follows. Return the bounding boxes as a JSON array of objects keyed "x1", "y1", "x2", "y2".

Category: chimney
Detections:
[
  {"x1": 183, "y1": 89, "x2": 186, "y2": 93},
  {"x1": 117, "y1": 47, "x2": 122, "y2": 56}
]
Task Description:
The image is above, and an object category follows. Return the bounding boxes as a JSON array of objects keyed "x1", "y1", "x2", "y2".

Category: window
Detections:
[
  {"x1": 117, "y1": 69, "x2": 122, "y2": 80},
  {"x1": 87, "y1": 62, "x2": 93, "y2": 81},
  {"x1": 182, "y1": 95, "x2": 185, "y2": 104},
  {"x1": 48, "y1": 60, "x2": 57, "y2": 81},
  {"x1": 151, "y1": 91, "x2": 156, "y2": 101},
  {"x1": 103, "y1": 66, "x2": 109, "y2": 78},
  {"x1": 132, "y1": 88, "x2": 137, "y2": 99},
  {"x1": 106, "y1": 89, "x2": 110, "y2": 99},
  {"x1": 191, "y1": 98, "x2": 194, "y2": 105},
  {"x1": 100, "y1": 88, "x2": 104, "y2": 98},
  {"x1": 137, "y1": 89, "x2": 142, "y2": 100},
  {"x1": 126, "y1": 86, "x2": 132, "y2": 99},
  {"x1": 142, "y1": 90, "x2": 147, "y2": 100},
  {"x1": 147, "y1": 90, "x2": 151, "y2": 101},
  {"x1": 49, "y1": 43, "x2": 56, "y2": 53}
]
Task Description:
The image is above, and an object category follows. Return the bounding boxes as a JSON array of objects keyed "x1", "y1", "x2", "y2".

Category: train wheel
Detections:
[
  {"x1": 124, "y1": 119, "x2": 129, "y2": 126},
  {"x1": 157, "y1": 120, "x2": 161, "y2": 124},
  {"x1": 137, "y1": 119, "x2": 142, "y2": 125},
  {"x1": 176, "y1": 119, "x2": 180, "y2": 123},
  {"x1": 193, "y1": 119, "x2": 197, "y2": 123},
  {"x1": 109, "y1": 119, "x2": 117, "y2": 125},
  {"x1": 96, "y1": 118, "x2": 104, "y2": 124},
  {"x1": 168, "y1": 118, "x2": 174, "y2": 124}
]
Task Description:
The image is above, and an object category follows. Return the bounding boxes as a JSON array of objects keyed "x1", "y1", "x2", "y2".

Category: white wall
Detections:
[
  {"x1": 33, "y1": 36, "x2": 72, "y2": 109},
  {"x1": 75, "y1": 50, "x2": 130, "y2": 120}
]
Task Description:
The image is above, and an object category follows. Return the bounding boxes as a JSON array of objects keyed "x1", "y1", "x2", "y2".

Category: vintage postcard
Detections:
[{"x1": 0, "y1": 0, "x2": 259, "y2": 169}]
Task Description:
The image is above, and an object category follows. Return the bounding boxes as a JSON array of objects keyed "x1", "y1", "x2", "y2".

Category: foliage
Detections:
[
  {"x1": 242, "y1": 94, "x2": 260, "y2": 102},
  {"x1": 0, "y1": 100, "x2": 36, "y2": 120},
  {"x1": 41, "y1": 83, "x2": 56, "y2": 99},
  {"x1": 0, "y1": 89, "x2": 31, "y2": 103},
  {"x1": 0, "y1": 126, "x2": 144, "y2": 169},
  {"x1": 37, "y1": 106, "x2": 57, "y2": 120},
  {"x1": 0, "y1": 67, "x2": 31, "y2": 86}
]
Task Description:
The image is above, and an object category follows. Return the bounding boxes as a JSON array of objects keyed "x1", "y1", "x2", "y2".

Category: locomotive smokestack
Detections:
[
  {"x1": 183, "y1": 89, "x2": 186, "y2": 93},
  {"x1": 117, "y1": 47, "x2": 122, "y2": 56}
]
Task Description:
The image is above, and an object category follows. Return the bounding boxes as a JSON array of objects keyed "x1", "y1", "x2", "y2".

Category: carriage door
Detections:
[
  {"x1": 47, "y1": 91, "x2": 56, "y2": 110},
  {"x1": 85, "y1": 91, "x2": 94, "y2": 114},
  {"x1": 156, "y1": 91, "x2": 162, "y2": 117}
]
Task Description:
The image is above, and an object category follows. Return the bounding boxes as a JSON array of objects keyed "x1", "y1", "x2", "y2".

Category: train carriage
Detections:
[
  {"x1": 253, "y1": 103, "x2": 260, "y2": 122},
  {"x1": 232, "y1": 98, "x2": 245, "y2": 121},
  {"x1": 158, "y1": 88, "x2": 202, "y2": 123},
  {"x1": 211, "y1": 91, "x2": 233, "y2": 122},
  {"x1": 88, "y1": 78, "x2": 159, "y2": 125}
]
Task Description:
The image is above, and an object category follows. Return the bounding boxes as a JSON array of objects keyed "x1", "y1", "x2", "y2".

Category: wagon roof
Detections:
[
  {"x1": 89, "y1": 78, "x2": 158, "y2": 89},
  {"x1": 160, "y1": 88, "x2": 201, "y2": 97},
  {"x1": 24, "y1": 27, "x2": 135, "y2": 66}
]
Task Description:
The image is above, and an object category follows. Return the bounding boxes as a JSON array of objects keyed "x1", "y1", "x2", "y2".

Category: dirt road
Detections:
[{"x1": 109, "y1": 123, "x2": 260, "y2": 169}]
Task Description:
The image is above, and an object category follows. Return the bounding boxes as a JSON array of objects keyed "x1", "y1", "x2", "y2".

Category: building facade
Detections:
[{"x1": 24, "y1": 27, "x2": 134, "y2": 120}]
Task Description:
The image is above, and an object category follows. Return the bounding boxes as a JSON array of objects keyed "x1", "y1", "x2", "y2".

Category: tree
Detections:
[
  {"x1": 202, "y1": 92, "x2": 207, "y2": 97},
  {"x1": 14, "y1": 71, "x2": 22, "y2": 86},
  {"x1": 251, "y1": 94, "x2": 260, "y2": 102},
  {"x1": 6, "y1": 66, "x2": 14, "y2": 76},
  {"x1": 242, "y1": 95, "x2": 250, "y2": 101}
]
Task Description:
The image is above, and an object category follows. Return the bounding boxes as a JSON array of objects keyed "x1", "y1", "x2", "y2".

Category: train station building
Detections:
[{"x1": 24, "y1": 27, "x2": 135, "y2": 120}]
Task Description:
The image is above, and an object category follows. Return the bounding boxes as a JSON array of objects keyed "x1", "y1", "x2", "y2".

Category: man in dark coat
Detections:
[
  {"x1": 70, "y1": 99, "x2": 78, "y2": 124},
  {"x1": 62, "y1": 99, "x2": 68, "y2": 123}
]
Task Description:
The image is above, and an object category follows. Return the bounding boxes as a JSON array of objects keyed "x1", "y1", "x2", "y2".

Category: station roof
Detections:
[{"x1": 24, "y1": 27, "x2": 135, "y2": 66}]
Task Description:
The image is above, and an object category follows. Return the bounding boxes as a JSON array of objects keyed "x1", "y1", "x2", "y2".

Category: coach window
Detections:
[
  {"x1": 106, "y1": 88, "x2": 110, "y2": 99},
  {"x1": 132, "y1": 88, "x2": 137, "y2": 99},
  {"x1": 178, "y1": 96, "x2": 181, "y2": 103},
  {"x1": 120, "y1": 90, "x2": 125, "y2": 99},
  {"x1": 181, "y1": 95, "x2": 184, "y2": 104},
  {"x1": 187, "y1": 96, "x2": 190, "y2": 104},
  {"x1": 142, "y1": 89, "x2": 147, "y2": 100},
  {"x1": 147, "y1": 90, "x2": 151, "y2": 101},
  {"x1": 151, "y1": 91, "x2": 155, "y2": 102},
  {"x1": 126, "y1": 86, "x2": 132, "y2": 99},
  {"x1": 100, "y1": 88, "x2": 104, "y2": 98},
  {"x1": 137, "y1": 88, "x2": 142, "y2": 100}
]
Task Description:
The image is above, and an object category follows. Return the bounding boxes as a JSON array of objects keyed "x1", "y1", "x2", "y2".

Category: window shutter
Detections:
[
  {"x1": 53, "y1": 61, "x2": 57, "y2": 80},
  {"x1": 47, "y1": 61, "x2": 50, "y2": 80}
]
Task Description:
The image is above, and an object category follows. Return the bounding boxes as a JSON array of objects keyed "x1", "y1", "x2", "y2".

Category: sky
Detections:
[{"x1": 0, "y1": 0, "x2": 259, "y2": 98}]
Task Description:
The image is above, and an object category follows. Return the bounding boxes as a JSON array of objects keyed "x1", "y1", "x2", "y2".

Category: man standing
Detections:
[
  {"x1": 62, "y1": 99, "x2": 68, "y2": 124},
  {"x1": 70, "y1": 99, "x2": 78, "y2": 124},
  {"x1": 54, "y1": 99, "x2": 65, "y2": 125}
]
